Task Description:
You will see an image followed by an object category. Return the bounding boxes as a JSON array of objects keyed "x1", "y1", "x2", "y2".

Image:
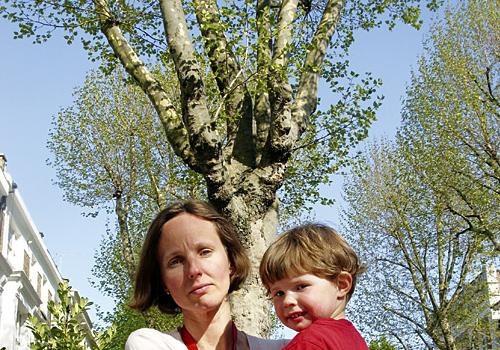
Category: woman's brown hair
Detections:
[{"x1": 130, "y1": 200, "x2": 250, "y2": 314}]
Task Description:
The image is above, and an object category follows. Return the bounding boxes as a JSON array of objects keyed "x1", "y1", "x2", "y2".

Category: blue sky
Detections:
[{"x1": 0, "y1": 10, "x2": 435, "y2": 325}]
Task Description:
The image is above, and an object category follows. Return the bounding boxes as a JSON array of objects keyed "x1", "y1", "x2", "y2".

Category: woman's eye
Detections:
[
  {"x1": 168, "y1": 257, "x2": 182, "y2": 267},
  {"x1": 200, "y1": 248, "x2": 212, "y2": 256}
]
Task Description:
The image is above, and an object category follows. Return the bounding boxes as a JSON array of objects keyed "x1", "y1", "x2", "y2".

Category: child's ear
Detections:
[{"x1": 336, "y1": 272, "x2": 352, "y2": 298}]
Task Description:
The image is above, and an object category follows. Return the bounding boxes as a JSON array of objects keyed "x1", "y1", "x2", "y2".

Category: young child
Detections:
[{"x1": 259, "y1": 223, "x2": 368, "y2": 350}]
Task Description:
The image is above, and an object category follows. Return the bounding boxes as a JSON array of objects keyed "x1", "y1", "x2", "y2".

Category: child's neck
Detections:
[{"x1": 330, "y1": 300, "x2": 347, "y2": 320}]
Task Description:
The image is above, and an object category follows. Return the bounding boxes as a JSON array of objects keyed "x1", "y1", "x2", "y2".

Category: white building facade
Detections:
[
  {"x1": 453, "y1": 264, "x2": 500, "y2": 350},
  {"x1": 0, "y1": 154, "x2": 94, "y2": 350}
]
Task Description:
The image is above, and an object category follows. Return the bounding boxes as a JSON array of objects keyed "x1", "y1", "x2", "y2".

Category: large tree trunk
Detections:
[
  {"x1": 207, "y1": 165, "x2": 283, "y2": 336},
  {"x1": 227, "y1": 199, "x2": 278, "y2": 336}
]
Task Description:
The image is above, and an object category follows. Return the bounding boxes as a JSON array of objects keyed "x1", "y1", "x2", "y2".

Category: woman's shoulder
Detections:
[
  {"x1": 247, "y1": 333, "x2": 289, "y2": 350},
  {"x1": 125, "y1": 328, "x2": 186, "y2": 350}
]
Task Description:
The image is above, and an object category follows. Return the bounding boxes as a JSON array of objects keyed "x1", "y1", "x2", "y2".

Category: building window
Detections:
[
  {"x1": 0, "y1": 194, "x2": 5, "y2": 247},
  {"x1": 23, "y1": 250, "x2": 30, "y2": 277},
  {"x1": 37, "y1": 273, "x2": 43, "y2": 296},
  {"x1": 0, "y1": 210, "x2": 4, "y2": 252},
  {"x1": 8, "y1": 229, "x2": 14, "y2": 252}
]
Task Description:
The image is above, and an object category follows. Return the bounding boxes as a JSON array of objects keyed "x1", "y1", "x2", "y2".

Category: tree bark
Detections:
[
  {"x1": 227, "y1": 198, "x2": 279, "y2": 336},
  {"x1": 115, "y1": 196, "x2": 136, "y2": 284}
]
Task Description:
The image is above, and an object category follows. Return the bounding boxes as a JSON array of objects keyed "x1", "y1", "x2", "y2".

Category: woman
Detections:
[{"x1": 126, "y1": 200, "x2": 287, "y2": 350}]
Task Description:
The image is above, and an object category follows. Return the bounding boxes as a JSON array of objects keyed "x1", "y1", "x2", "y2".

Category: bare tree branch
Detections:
[
  {"x1": 254, "y1": 0, "x2": 273, "y2": 164},
  {"x1": 159, "y1": 0, "x2": 225, "y2": 185},
  {"x1": 92, "y1": 0, "x2": 197, "y2": 171},
  {"x1": 192, "y1": 0, "x2": 255, "y2": 166},
  {"x1": 291, "y1": 0, "x2": 345, "y2": 143}
]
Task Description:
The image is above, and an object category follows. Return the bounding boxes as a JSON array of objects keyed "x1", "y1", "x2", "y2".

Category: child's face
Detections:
[{"x1": 269, "y1": 273, "x2": 346, "y2": 332}]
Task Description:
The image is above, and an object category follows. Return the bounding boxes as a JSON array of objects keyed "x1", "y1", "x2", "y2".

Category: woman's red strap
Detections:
[{"x1": 180, "y1": 323, "x2": 238, "y2": 350}]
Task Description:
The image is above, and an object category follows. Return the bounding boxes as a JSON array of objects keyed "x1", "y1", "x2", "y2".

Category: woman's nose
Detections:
[{"x1": 186, "y1": 258, "x2": 202, "y2": 279}]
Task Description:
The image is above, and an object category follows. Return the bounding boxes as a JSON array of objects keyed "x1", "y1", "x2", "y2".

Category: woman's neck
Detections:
[{"x1": 182, "y1": 301, "x2": 234, "y2": 350}]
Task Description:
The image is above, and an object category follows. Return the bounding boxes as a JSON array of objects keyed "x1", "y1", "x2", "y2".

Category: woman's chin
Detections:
[{"x1": 183, "y1": 295, "x2": 229, "y2": 313}]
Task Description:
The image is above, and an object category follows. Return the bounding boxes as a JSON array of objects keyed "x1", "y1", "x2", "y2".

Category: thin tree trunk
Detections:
[{"x1": 115, "y1": 196, "x2": 136, "y2": 283}]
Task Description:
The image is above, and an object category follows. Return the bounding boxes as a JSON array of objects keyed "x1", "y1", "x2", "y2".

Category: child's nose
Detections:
[{"x1": 282, "y1": 292, "x2": 297, "y2": 307}]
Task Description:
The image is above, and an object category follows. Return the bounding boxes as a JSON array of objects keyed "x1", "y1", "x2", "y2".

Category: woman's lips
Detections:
[{"x1": 190, "y1": 283, "x2": 212, "y2": 295}]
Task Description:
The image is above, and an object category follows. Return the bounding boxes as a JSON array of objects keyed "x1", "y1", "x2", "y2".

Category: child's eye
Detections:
[
  {"x1": 296, "y1": 284, "x2": 309, "y2": 291},
  {"x1": 272, "y1": 290, "x2": 284, "y2": 298}
]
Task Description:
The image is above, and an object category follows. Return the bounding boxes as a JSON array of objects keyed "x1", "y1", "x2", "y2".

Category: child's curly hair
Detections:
[{"x1": 259, "y1": 223, "x2": 367, "y2": 301}]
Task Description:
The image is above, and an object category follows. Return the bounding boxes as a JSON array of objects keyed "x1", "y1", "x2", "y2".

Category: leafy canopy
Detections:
[{"x1": 2, "y1": 0, "x2": 442, "y2": 214}]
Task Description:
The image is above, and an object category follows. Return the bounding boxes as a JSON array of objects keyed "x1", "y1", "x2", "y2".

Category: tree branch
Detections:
[
  {"x1": 470, "y1": 66, "x2": 500, "y2": 108},
  {"x1": 255, "y1": 0, "x2": 273, "y2": 164},
  {"x1": 273, "y1": 0, "x2": 299, "y2": 66},
  {"x1": 290, "y1": 0, "x2": 345, "y2": 142},
  {"x1": 375, "y1": 257, "x2": 411, "y2": 271},
  {"x1": 386, "y1": 282, "x2": 432, "y2": 314},
  {"x1": 391, "y1": 332, "x2": 411, "y2": 350},
  {"x1": 448, "y1": 240, "x2": 476, "y2": 306},
  {"x1": 193, "y1": 0, "x2": 243, "y2": 97},
  {"x1": 262, "y1": 0, "x2": 300, "y2": 164},
  {"x1": 383, "y1": 305, "x2": 427, "y2": 333},
  {"x1": 396, "y1": 207, "x2": 442, "y2": 321},
  {"x1": 192, "y1": 0, "x2": 255, "y2": 168},
  {"x1": 159, "y1": 0, "x2": 225, "y2": 185},
  {"x1": 415, "y1": 330, "x2": 436, "y2": 350},
  {"x1": 92, "y1": 0, "x2": 197, "y2": 171}
]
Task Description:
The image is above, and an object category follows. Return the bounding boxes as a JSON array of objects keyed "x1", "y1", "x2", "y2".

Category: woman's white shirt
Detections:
[
  {"x1": 125, "y1": 329, "x2": 186, "y2": 350},
  {"x1": 125, "y1": 328, "x2": 288, "y2": 350}
]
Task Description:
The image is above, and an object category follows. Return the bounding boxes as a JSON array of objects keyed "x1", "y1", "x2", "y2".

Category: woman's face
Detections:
[{"x1": 157, "y1": 213, "x2": 232, "y2": 315}]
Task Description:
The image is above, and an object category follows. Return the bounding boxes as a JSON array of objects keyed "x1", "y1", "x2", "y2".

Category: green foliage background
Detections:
[{"x1": 343, "y1": 0, "x2": 498, "y2": 348}]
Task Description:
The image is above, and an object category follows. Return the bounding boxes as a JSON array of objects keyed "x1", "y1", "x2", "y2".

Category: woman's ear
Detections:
[
  {"x1": 161, "y1": 280, "x2": 171, "y2": 295},
  {"x1": 336, "y1": 272, "x2": 352, "y2": 299}
]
